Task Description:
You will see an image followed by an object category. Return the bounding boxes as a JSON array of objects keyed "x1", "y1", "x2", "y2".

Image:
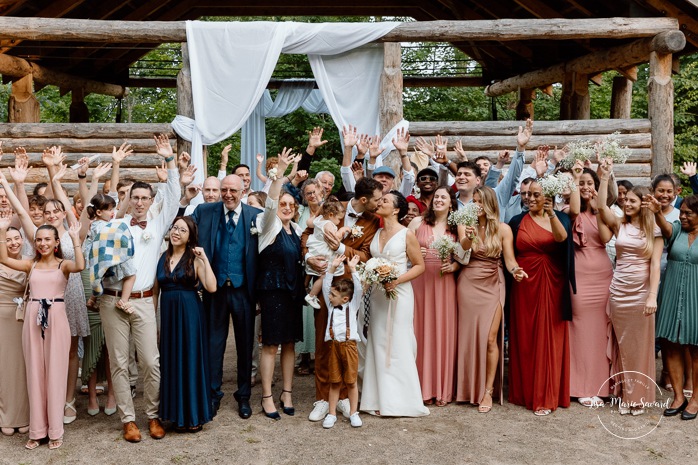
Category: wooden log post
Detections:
[
  {"x1": 571, "y1": 72, "x2": 590, "y2": 120},
  {"x1": 69, "y1": 88, "x2": 89, "y2": 123},
  {"x1": 515, "y1": 88, "x2": 535, "y2": 120},
  {"x1": 379, "y1": 42, "x2": 403, "y2": 188},
  {"x1": 176, "y1": 43, "x2": 195, "y2": 164},
  {"x1": 610, "y1": 76, "x2": 633, "y2": 119},
  {"x1": 8, "y1": 74, "x2": 40, "y2": 123},
  {"x1": 648, "y1": 51, "x2": 674, "y2": 177},
  {"x1": 560, "y1": 72, "x2": 573, "y2": 120}
]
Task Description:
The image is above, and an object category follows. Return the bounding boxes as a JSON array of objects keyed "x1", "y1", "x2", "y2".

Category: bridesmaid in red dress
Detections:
[
  {"x1": 409, "y1": 186, "x2": 460, "y2": 406},
  {"x1": 508, "y1": 180, "x2": 576, "y2": 416}
]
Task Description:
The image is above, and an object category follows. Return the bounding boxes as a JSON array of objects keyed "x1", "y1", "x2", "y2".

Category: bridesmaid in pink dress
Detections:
[
  {"x1": 456, "y1": 187, "x2": 526, "y2": 412},
  {"x1": 567, "y1": 166, "x2": 613, "y2": 407},
  {"x1": 596, "y1": 160, "x2": 663, "y2": 415},
  {"x1": 409, "y1": 187, "x2": 460, "y2": 406}
]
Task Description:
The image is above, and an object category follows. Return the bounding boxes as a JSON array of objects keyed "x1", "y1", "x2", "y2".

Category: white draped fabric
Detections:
[
  {"x1": 172, "y1": 20, "x2": 400, "y2": 190},
  {"x1": 242, "y1": 81, "x2": 328, "y2": 190}
]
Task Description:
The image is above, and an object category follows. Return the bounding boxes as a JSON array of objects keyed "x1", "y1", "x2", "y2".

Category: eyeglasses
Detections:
[
  {"x1": 131, "y1": 196, "x2": 152, "y2": 203},
  {"x1": 418, "y1": 175, "x2": 437, "y2": 182},
  {"x1": 170, "y1": 225, "x2": 188, "y2": 234}
]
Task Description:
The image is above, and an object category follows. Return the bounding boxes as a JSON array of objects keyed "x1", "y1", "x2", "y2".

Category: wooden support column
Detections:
[
  {"x1": 571, "y1": 72, "x2": 590, "y2": 120},
  {"x1": 515, "y1": 87, "x2": 535, "y2": 120},
  {"x1": 8, "y1": 74, "x2": 40, "y2": 123},
  {"x1": 560, "y1": 72, "x2": 573, "y2": 120},
  {"x1": 648, "y1": 51, "x2": 674, "y2": 177},
  {"x1": 176, "y1": 42, "x2": 198, "y2": 167},
  {"x1": 610, "y1": 76, "x2": 633, "y2": 119},
  {"x1": 378, "y1": 42, "x2": 403, "y2": 185},
  {"x1": 69, "y1": 88, "x2": 89, "y2": 123}
]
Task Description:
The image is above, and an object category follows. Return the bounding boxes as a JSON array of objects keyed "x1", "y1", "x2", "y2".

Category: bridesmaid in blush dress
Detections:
[
  {"x1": 596, "y1": 160, "x2": 663, "y2": 415},
  {"x1": 456, "y1": 187, "x2": 525, "y2": 412},
  {"x1": 409, "y1": 186, "x2": 460, "y2": 406},
  {"x1": 567, "y1": 166, "x2": 613, "y2": 407},
  {"x1": 508, "y1": 180, "x2": 576, "y2": 416}
]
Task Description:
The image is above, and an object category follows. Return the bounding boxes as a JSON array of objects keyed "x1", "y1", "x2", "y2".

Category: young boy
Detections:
[{"x1": 322, "y1": 254, "x2": 363, "y2": 428}]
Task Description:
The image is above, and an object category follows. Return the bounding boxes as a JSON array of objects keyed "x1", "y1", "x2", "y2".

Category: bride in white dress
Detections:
[{"x1": 360, "y1": 191, "x2": 429, "y2": 417}]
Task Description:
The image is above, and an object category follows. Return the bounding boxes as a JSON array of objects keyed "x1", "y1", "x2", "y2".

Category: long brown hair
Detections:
[
  {"x1": 474, "y1": 187, "x2": 502, "y2": 258},
  {"x1": 165, "y1": 216, "x2": 198, "y2": 282},
  {"x1": 621, "y1": 186, "x2": 656, "y2": 258},
  {"x1": 423, "y1": 186, "x2": 458, "y2": 236}
]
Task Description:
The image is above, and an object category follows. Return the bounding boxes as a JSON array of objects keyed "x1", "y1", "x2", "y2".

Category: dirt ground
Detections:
[{"x1": 0, "y1": 328, "x2": 694, "y2": 465}]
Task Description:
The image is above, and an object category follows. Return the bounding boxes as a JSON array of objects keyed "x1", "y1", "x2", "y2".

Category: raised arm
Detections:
[
  {"x1": 0, "y1": 170, "x2": 36, "y2": 241},
  {"x1": 340, "y1": 125, "x2": 359, "y2": 192},
  {"x1": 9, "y1": 147, "x2": 31, "y2": 215},
  {"x1": 193, "y1": 246, "x2": 217, "y2": 293},
  {"x1": 218, "y1": 145, "x2": 230, "y2": 179},
  {"x1": 644, "y1": 194, "x2": 673, "y2": 240},
  {"x1": 49, "y1": 163, "x2": 78, "y2": 227},
  {"x1": 0, "y1": 212, "x2": 32, "y2": 273},
  {"x1": 567, "y1": 160, "x2": 584, "y2": 221},
  {"x1": 544, "y1": 198, "x2": 568, "y2": 243},
  {"x1": 109, "y1": 142, "x2": 133, "y2": 197},
  {"x1": 299, "y1": 127, "x2": 328, "y2": 172},
  {"x1": 681, "y1": 162, "x2": 698, "y2": 193},
  {"x1": 393, "y1": 128, "x2": 415, "y2": 196},
  {"x1": 255, "y1": 153, "x2": 268, "y2": 184},
  {"x1": 596, "y1": 158, "x2": 621, "y2": 235},
  {"x1": 61, "y1": 222, "x2": 85, "y2": 276}
]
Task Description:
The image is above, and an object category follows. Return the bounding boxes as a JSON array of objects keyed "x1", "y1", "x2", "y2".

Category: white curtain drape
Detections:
[{"x1": 172, "y1": 20, "x2": 400, "y2": 189}]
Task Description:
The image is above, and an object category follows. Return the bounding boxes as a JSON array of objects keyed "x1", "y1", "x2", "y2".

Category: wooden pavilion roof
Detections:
[{"x1": 0, "y1": 0, "x2": 696, "y2": 86}]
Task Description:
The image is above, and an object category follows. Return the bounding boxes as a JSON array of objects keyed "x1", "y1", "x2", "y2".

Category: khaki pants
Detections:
[{"x1": 100, "y1": 294, "x2": 160, "y2": 423}]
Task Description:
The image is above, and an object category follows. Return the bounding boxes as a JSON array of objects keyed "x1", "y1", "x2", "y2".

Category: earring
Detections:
[{"x1": 54, "y1": 247, "x2": 58, "y2": 253}]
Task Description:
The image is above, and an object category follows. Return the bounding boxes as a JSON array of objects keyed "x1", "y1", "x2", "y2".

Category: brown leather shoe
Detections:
[
  {"x1": 148, "y1": 419, "x2": 165, "y2": 439},
  {"x1": 123, "y1": 421, "x2": 141, "y2": 443}
]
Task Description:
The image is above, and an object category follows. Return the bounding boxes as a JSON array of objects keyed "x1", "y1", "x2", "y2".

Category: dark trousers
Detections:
[{"x1": 206, "y1": 285, "x2": 255, "y2": 407}]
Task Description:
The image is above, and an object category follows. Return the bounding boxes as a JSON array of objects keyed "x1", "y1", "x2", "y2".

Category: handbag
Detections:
[{"x1": 15, "y1": 262, "x2": 36, "y2": 322}]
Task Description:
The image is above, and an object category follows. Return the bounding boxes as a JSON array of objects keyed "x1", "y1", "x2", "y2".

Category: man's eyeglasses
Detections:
[
  {"x1": 131, "y1": 196, "x2": 152, "y2": 203},
  {"x1": 418, "y1": 175, "x2": 437, "y2": 183}
]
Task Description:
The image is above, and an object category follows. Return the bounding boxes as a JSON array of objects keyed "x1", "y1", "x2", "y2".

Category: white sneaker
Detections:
[
  {"x1": 322, "y1": 414, "x2": 337, "y2": 429},
  {"x1": 304, "y1": 294, "x2": 321, "y2": 309},
  {"x1": 336, "y1": 398, "x2": 351, "y2": 419},
  {"x1": 349, "y1": 412, "x2": 362, "y2": 428},
  {"x1": 309, "y1": 400, "x2": 329, "y2": 421}
]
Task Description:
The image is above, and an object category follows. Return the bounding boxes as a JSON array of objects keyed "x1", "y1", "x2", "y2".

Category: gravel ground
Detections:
[{"x1": 0, "y1": 330, "x2": 692, "y2": 465}]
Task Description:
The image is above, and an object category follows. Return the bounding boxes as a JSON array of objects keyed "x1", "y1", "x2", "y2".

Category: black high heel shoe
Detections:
[
  {"x1": 664, "y1": 398, "x2": 688, "y2": 417},
  {"x1": 279, "y1": 390, "x2": 295, "y2": 416},
  {"x1": 261, "y1": 395, "x2": 280, "y2": 420}
]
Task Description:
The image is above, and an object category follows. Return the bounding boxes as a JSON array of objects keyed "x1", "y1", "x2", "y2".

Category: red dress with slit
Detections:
[{"x1": 508, "y1": 215, "x2": 571, "y2": 412}]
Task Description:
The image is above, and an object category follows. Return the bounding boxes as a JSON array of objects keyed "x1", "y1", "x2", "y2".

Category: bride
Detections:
[{"x1": 361, "y1": 191, "x2": 429, "y2": 417}]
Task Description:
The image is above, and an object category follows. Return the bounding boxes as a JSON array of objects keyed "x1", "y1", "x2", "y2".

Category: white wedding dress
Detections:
[{"x1": 360, "y1": 228, "x2": 430, "y2": 417}]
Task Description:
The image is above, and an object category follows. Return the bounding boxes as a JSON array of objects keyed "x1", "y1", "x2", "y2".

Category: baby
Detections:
[
  {"x1": 256, "y1": 154, "x2": 298, "y2": 194},
  {"x1": 304, "y1": 197, "x2": 350, "y2": 309}
]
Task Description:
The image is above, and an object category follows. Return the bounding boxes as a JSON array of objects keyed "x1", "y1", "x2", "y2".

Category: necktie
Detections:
[
  {"x1": 226, "y1": 210, "x2": 236, "y2": 232},
  {"x1": 130, "y1": 218, "x2": 147, "y2": 229}
]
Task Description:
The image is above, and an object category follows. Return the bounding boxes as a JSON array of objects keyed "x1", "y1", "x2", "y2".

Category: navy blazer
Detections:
[{"x1": 191, "y1": 201, "x2": 263, "y2": 298}]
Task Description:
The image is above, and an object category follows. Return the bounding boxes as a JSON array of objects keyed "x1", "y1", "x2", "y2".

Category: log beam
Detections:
[
  {"x1": 485, "y1": 30, "x2": 686, "y2": 96},
  {"x1": 408, "y1": 119, "x2": 651, "y2": 136},
  {"x1": 0, "y1": 52, "x2": 126, "y2": 97},
  {"x1": 0, "y1": 123, "x2": 173, "y2": 139},
  {"x1": 648, "y1": 51, "x2": 674, "y2": 178},
  {"x1": 610, "y1": 76, "x2": 633, "y2": 119},
  {"x1": 0, "y1": 17, "x2": 679, "y2": 43}
]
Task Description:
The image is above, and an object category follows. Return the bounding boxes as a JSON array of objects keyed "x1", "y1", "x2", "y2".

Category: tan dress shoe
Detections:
[
  {"x1": 149, "y1": 419, "x2": 166, "y2": 439},
  {"x1": 123, "y1": 422, "x2": 141, "y2": 443}
]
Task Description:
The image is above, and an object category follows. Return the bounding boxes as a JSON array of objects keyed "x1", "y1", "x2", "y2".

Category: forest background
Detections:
[{"x1": 0, "y1": 16, "x2": 695, "y2": 193}]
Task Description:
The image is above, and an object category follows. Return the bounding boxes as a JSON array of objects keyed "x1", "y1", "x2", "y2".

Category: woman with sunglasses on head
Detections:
[
  {"x1": 154, "y1": 216, "x2": 216, "y2": 432},
  {"x1": 0, "y1": 214, "x2": 84, "y2": 450}
]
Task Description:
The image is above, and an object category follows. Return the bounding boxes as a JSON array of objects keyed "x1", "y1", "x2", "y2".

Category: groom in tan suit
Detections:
[{"x1": 302, "y1": 177, "x2": 383, "y2": 421}]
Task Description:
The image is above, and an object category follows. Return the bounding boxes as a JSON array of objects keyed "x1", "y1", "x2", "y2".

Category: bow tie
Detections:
[
  {"x1": 334, "y1": 305, "x2": 344, "y2": 310},
  {"x1": 130, "y1": 218, "x2": 147, "y2": 229},
  {"x1": 348, "y1": 212, "x2": 361, "y2": 218}
]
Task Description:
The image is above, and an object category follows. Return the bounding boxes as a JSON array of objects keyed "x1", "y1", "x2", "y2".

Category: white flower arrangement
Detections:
[
  {"x1": 538, "y1": 173, "x2": 577, "y2": 198},
  {"x1": 596, "y1": 132, "x2": 631, "y2": 164},
  {"x1": 558, "y1": 139, "x2": 595, "y2": 170},
  {"x1": 141, "y1": 231, "x2": 153, "y2": 243},
  {"x1": 448, "y1": 203, "x2": 480, "y2": 227},
  {"x1": 357, "y1": 257, "x2": 400, "y2": 299},
  {"x1": 430, "y1": 234, "x2": 457, "y2": 261},
  {"x1": 267, "y1": 167, "x2": 278, "y2": 181},
  {"x1": 250, "y1": 226, "x2": 259, "y2": 236},
  {"x1": 350, "y1": 224, "x2": 364, "y2": 239},
  {"x1": 413, "y1": 186, "x2": 421, "y2": 197}
]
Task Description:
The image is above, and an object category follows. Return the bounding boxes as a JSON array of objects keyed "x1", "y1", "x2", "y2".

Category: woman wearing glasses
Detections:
[{"x1": 154, "y1": 216, "x2": 216, "y2": 432}]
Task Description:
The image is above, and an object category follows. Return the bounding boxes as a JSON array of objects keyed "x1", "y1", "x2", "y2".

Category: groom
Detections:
[
  {"x1": 190, "y1": 174, "x2": 262, "y2": 419},
  {"x1": 303, "y1": 177, "x2": 383, "y2": 422}
]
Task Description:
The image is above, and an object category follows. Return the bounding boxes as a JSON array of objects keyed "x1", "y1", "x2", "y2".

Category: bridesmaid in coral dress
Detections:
[
  {"x1": 567, "y1": 165, "x2": 613, "y2": 407},
  {"x1": 456, "y1": 187, "x2": 525, "y2": 412},
  {"x1": 596, "y1": 159, "x2": 662, "y2": 415},
  {"x1": 409, "y1": 186, "x2": 460, "y2": 406},
  {"x1": 508, "y1": 180, "x2": 576, "y2": 416}
]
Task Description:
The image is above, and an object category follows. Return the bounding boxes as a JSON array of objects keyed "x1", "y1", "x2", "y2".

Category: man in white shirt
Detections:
[{"x1": 99, "y1": 135, "x2": 181, "y2": 443}]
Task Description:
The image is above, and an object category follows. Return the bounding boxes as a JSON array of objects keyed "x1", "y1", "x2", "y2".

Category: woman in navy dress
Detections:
[{"x1": 155, "y1": 216, "x2": 217, "y2": 432}]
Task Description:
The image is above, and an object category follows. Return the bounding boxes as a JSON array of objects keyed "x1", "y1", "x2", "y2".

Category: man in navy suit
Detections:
[{"x1": 191, "y1": 174, "x2": 262, "y2": 419}]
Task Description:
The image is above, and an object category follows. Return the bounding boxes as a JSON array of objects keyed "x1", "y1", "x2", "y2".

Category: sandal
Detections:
[
  {"x1": 64, "y1": 398, "x2": 77, "y2": 424},
  {"x1": 534, "y1": 409, "x2": 551, "y2": 416},
  {"x1": 295, "y1": 365, "x2": 311, "y2": 376},
  {"x1": 435, "y1": 399, "x2": 448, "y2": 407},
  {"x1": 478, "y1": 388, "x2": 494, "y2": 413},
  {"x1": 25, "y1": 439, "x2": 41, "y2": 450},
  {"x1": 48, "y1": 436, "x2": 63, "y2": 450},
  {"x1": 1, "y1": 427, "x2": 15, "y2": 436},
  {"x1": 188, "y1": 425, "x2": 203, "y2": 433},
  {"x1": 424, "y1": 398, "x2": 435, "y2": 406}
]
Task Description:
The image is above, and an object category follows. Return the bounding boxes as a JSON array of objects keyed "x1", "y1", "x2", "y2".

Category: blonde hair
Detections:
[
  {"x1": 474, "y1": 187, "x2": 502, "y2": 258},
  {"x1": 622, "y1": 186, "x2": 656, "y2": 258}
]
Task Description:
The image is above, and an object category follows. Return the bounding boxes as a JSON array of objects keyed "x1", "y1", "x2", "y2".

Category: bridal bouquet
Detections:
[
  {"x1": 357, "y1": 257, "x2": 400, "y2": 299},
  {"x1": 448, "y1": 203, "x2": 480, "y2": 227},
  {"x1": 538, "y1": 173, "x2": 577, "y2": 198},
  {"x1": 430, "y1": 235, "x2": 457, "y2": 276},
  {"x1": 596, "y1": 132, "x2": 631, "y2": 164},
  {"x1": 558, "y1": 139, "x2": 595, "y2": 170}
]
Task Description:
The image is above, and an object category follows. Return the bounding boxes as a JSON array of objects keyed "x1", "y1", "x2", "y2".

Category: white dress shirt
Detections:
[{"x1": 323, "y1": 271, "x2": 362, "y2": 342}]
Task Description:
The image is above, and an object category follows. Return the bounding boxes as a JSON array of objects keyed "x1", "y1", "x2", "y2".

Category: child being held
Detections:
[
  {"x1": 321, "y1": 254, "x2": 363, "y2": 429},
  {"x1": 304, "y1": 197, "x2": 351, "y2": 309},
  {"x1": 256, "y1": 154, "x2": 298, "y2": 194}
]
